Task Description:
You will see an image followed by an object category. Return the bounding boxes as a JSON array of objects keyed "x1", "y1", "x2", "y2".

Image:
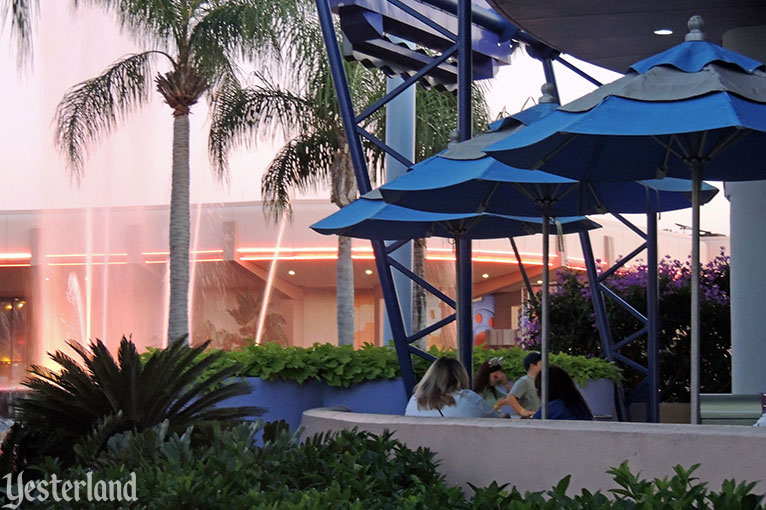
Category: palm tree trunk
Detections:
[
  {"x1": 337, "y1": 235, "x2": 355, "y2": 345},
  {"x1": 412, "y1": 237, "x2": 427, "y2": 348},
  {"x1": 167, "y1": 114, "x2": 190, "y2": 344}
]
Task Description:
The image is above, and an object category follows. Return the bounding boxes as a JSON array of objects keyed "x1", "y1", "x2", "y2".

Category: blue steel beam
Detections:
[
  {"x1": 581, "y1": 209, "x2": 661, "y2": 421},
  {"x1": 613, "y1": 327, "x2": 648, "y2": 352},
  {"x1": 357, "y1": 127, "x2": 414, "y2": 167},
  {"x1": 510, "y1": 237, "x2": 535, "y2": 300},
  {"x1": 408, "y1": 315, "x2": 457, "y2": 344},
  {"x1": 580, "y1": 230, "x2": 627, "y2": 422},
  {"x1": 600, "y1": 284, "x2": 648, "y2": 325},
  {"x1": 355, "y1": 45, "x2": 457, "y2": 123},
  {"x1": 316, "y1": 0, "x2": 417, "y2": 395},
  {"x1": 455, "y1": 0, "x2": 474, "y2": 382},
  {"x1": 646, "y1": 212, "x2": 660, "y2": 422},
  {"x1": 387, "y1": 256, "x2": 457, "y2": 308},
  {"x1": 555, "y1": 56, "x2": 603, "y2": 87},
  {"x1": 598, "y1": 243, "x2": 647, "y2": 282}
]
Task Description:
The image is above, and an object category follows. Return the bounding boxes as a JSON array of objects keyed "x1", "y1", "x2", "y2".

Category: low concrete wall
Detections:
[{"x1": 302, "y1": 409, "x2": 766, "y2": 494}]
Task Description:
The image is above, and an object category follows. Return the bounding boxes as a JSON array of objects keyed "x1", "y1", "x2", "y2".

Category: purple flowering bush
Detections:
[{"x1": 523, "y1": 249, "x2": 731, "y2": 402}]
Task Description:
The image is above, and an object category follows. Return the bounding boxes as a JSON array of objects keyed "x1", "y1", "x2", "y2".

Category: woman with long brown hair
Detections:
[{"x1": 405, "y1": 357, "x2": 499, "y2": 418}]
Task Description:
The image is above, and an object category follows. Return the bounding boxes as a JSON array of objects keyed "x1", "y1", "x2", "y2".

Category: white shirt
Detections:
[{"x1": 405, "y1": 389, "x2": 501, "y2": 418}]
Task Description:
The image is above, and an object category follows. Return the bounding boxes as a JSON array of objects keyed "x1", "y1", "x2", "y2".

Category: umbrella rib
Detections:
[
  {"x1": 706, "y1": 128, "x2": 750, "y2": 160},
  {"x1": 476, "y1": 182, "x2": 501, "y2": 213},
  {"x1": 555, "y1": 182, "x2": 579, "y2": 203},
  {"x1": 695, "y1": 131, "x2": 708, "y2": 159},
  {"x1": 532, "y1": 133, "x2": 579, "y2": 170},
  {"x1": 585, "y1": 183, "x2": 607, "y2": 214},
  {"x1": 513, "y1": 182, "x2": 541, "y2": 206},
  {"x1": 651, "y1": 135, "x2": 686, "y2": 161}
]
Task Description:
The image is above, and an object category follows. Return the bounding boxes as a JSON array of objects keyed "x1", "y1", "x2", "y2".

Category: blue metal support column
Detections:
[
  {"x1": 455, "y1": 236, "x2": 473, "y2": 381},
  {"x1": 455, "y1": 0, "x2": 474, "y2": 380},
  {"x1": 540, "y1": 58, "x2": 560, "y2": 104},
  {"x1": 382, "y1": 72, "x2": 416, "y2": 344},
  {"x1": 579, "y1": 211, "x2": 661, "y2": 422},
  {"x1": 646, "y1": 212, "x2": 660, "y2": 423},
  {"x1": 316, "y1": 0, "x2": 416, "y2": 395},
  {"x1": 580, "y1": 231, "x2": 628, "y2": 422}
]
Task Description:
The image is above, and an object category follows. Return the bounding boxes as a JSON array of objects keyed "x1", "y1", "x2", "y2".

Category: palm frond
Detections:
[
  {"x1": 80, "y1": 0, "x2": 178, "y2": 46},
  {"x1": 53, "y1": 50, "x2": 161, "y2": 177},
  {"x1": 208, "y1": 77, "x2": 316, "y2": 178},
  {"x1": 13, "y1": 336, "x2": 256, "y2": 468},
  {"x1": 261, "y1": 131, "x2": 339, "y2": 218},
  {"x1": 190, "y1": 0, "x2": 296, "y2": 74},
  {"x1": 1, "y1": 0, "x2": 38, "y2": 68}
]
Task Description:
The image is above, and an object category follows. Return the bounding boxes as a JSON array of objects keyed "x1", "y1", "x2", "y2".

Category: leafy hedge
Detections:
[
  {"x1": 523, "y1": 251, "x2": 730, "y2": 401},
  {"x1": 24, "y1": 423, "x2": 764, "y2": 509},
  {"x1": 183, "y1": 342, "x2": 621, "y2": 388}
]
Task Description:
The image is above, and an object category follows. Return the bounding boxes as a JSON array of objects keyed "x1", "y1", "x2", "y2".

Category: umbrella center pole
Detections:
[
  {"x1": 690, "y1": 163, "x2": 702, "y2": 424},
  {"x1": 455, "y1": 236, "x2": 474, "y2": 383},
  {"x1": 541, "y1": 210, "x2": 551, "y2": 419}
]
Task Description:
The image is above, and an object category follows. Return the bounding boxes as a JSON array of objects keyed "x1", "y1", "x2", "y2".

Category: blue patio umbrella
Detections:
[
  {"x1": 379, "y1": 87, "x2": 718, "y2": 418},
  {"x1": 311, "y1": 189, "x2": 601, "y2": 240},
  {"x1": 484, "y1": 16, "x2": 766, "y2": 423},
  {"x1": 312, "y1": 189, "x2": 599, "y2": 392}
]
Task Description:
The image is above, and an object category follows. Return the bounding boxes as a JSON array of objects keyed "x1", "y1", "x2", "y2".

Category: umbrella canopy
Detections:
[
  {"x1": 380, "y1": 85, "x2": 718, "y2": 216},
  {"x1": 380, "y1": 152, "x2": 718, "y2": 216},
  {"x1": 378, "y1": 84, "x2": 718, "y2": 420},
  {"x1": 483, "y1": 16, "x2": 766, "y2": 423},
  {"x1": 311, "y1": 189, "x2": 601, "y2": 240},
  {"x1": 484, "y1": 22, "x2": 766, "y2": 181}
]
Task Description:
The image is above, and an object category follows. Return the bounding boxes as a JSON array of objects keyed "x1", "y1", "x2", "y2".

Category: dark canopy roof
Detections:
[{"x1": 484, "y1": 0, "x2": 766, "y2": 72}]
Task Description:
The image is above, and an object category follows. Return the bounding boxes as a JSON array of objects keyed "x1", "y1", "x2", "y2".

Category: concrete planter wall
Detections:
[{"x1": 222, "y1": 376, "x2": 614, "y2": 429}]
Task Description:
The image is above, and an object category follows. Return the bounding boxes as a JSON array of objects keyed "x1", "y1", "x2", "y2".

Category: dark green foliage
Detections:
[
  {"x1": 194, "y1": 342, "x2": 620, "y2": 388},
  {"x1": 0, "y1": 336, "x2": 260, "y2": 473},
  {"x1": 33, "y1": 423, "x2": 466, "y2": 509},
  {"x1": 524, "y1": 252, "x2": 731, "y2": 401},
  {"x1": 18, "y1": 425, "x2": 765, "y2": 509}
]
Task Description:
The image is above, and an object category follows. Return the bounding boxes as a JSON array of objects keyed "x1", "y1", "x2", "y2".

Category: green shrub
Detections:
[
  {"x1": 18, "y1": 426, "x2": 764, "y2": 510},
  {"x1": 0, "y1": 337, "x2": 260, "y2": 474},
  {"x1": 200, "y1": 342, "x2": 621, "y2": 388},
  {"x1": 523, "y1": 252, "x2": 731, "y2": 401},
  {"x1": 30, "y1": 423, "x2": 466, "y2": 509}
]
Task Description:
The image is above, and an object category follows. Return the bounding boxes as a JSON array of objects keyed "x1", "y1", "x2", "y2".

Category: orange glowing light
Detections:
[
  {"x1": 0, "y1": 263, "x2": 31, "y2": 268},
  {"x1": 47, "y1": 261, "x2": 128, "y2": 267},
  {"x1": 46, "y1": 253, "x2": 128, "y2": 258},
  {"x1": 0, "y1": 252, "x2": 32, "y2": 260}
]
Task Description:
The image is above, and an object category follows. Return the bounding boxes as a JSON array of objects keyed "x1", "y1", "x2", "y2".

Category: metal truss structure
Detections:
[{"x1": 315, "y1": 0, "x2": 661, "y2": 421}]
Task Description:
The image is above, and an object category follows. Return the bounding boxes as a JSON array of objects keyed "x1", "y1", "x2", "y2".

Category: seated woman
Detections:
[
  {"x1": 533, "y1": 365, "x2": 594, "y2": 421},
  {"x1": 473, "y1": 358, "x2": 511, "y2": 411},
  {"x1": 405, "y1": 357, "x2": 500, "y2": 418}
]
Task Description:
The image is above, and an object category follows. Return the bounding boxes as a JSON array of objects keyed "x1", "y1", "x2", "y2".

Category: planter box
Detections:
[
  {"x1": 219, "y1": 377, "x2": 407, "y2": 433},
  {"x1": 222, "y1": 378, "x2": 324, "y2": 432},
  {"x1": 322, "y1": 378, "x2": 408, "y2": 415},
  {"x1": 577, "y1": 378, "x2": 616, "y2": 419},
  {"x1": 220, "y1": 376, "x2": 613, "y2": 428}
]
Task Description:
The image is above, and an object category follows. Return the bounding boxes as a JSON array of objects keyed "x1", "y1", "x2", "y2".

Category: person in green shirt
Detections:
[{"x1": 507, "y1": 352, "x2": 542, "y2": 418}]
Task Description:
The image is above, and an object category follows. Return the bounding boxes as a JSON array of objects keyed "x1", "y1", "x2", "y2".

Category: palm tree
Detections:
[
  {"x1": 53, "y1": 0, "x2": 299, "y2": 344},
  {"x1": 2, "y1": 0, "x2": 37, "y2": 67},
  {"x1": 209, "y1": 12, "x2": 489, "y2": 345}
]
